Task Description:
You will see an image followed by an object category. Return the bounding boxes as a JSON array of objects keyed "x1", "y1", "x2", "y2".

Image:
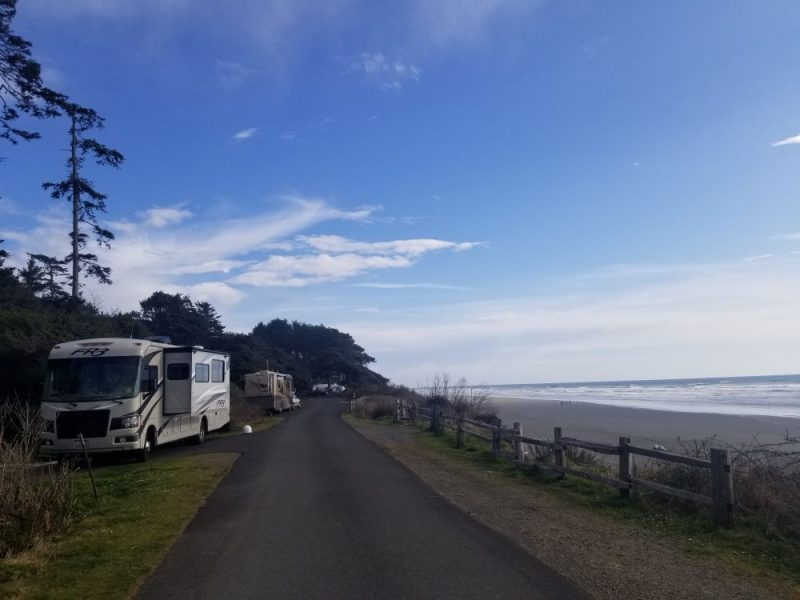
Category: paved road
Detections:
[{"x1": 137, "y1": 398, "x2": 587, "y2": 599}]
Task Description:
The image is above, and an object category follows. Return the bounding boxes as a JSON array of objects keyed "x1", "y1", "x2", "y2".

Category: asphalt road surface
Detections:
[{"x1": 137, "y1": 398, "x2": 587, "y2": 600}]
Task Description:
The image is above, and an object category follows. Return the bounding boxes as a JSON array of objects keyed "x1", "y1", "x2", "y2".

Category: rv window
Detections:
[
  {"x1": 196, "y1": 363, "x2": 209, "y2": 383},
  {"x1": 167, "y1": 363, "x2": 190, "y2": 380},
  {"x1": 211, "y1": 359, "x2": 225, "y2": 382}
]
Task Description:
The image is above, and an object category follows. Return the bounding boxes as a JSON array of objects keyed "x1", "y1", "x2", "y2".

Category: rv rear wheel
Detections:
[{"x1": 194, "y1": 418, "x2": 207, "y2": 445}]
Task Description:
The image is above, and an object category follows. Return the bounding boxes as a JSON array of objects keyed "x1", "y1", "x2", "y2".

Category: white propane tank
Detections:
[{"x1": 242, "y1": 425, "x2": 253, "y2": 434}]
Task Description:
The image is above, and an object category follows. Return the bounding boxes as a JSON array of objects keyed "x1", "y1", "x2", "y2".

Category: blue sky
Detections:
[{"x1": 2, "y1": 0, "x2": 800, "y2": 385}]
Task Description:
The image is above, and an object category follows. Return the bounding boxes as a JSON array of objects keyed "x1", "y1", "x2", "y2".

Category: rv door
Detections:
[{"x1": 164, "y1": 351, "x2": 192, "y2": 414}]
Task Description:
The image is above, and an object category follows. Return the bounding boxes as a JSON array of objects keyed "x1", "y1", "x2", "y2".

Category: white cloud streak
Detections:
[
  {"x1": 139, "y1": 206, "x2": 192, "y2": 228},
  {"x1": 296, "y1": 235, "x2": 482, "y2": 256},
  {"x1": 233, "y1": 127, "x2": 258, "y2": 141},
  {"x1": 230, "y1": 235, "x2": 482, "y2": 287},
  {"x1": 772, "y1": 134, "x2": 800, "y2": 147}
]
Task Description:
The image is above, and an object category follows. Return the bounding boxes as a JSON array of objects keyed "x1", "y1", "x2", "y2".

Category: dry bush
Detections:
[
  {"x1": 637, "y1": 438, "x2": 714, "y2": 500},
  {"x1": 0, "y1": 398, "x2": 74, "y2": 557},
  {"x1": 636, "y1": 435, "x2": 800, "y2": 539},
  {"x1": 425, "y1": 373, "x2": 497, "y2": 420},
  {"x1": 351, "y1": 396, "x2": 396, "y2": 420},
  {"x1": 729, "y1": 436, "x2": 800, "y2": 541}
]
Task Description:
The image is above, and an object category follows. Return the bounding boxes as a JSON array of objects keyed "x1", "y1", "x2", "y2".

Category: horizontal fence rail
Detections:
[{"x1": 352, "y1": 397, "x2": 735, "y2": 528}]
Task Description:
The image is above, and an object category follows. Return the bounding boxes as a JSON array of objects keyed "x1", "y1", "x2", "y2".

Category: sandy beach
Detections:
[{"x1": 492, "y1": 397, "x2": 800, "y2": 449}]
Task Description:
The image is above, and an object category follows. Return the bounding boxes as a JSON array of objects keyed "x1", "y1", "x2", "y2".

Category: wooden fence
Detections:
[{"x1": 364, "y1": 398, "x2": 735, "y2": 528}]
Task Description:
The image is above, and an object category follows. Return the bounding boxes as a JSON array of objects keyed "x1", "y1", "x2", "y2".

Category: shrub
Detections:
[
  {"x1": 350, "y1": 396, "x2": 396, "y2": 420},
  {"x1": 0, "y1": 398, "x2": 74, "y2": 557}
]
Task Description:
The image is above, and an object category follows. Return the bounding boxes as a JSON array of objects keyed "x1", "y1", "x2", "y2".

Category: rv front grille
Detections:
[{"x1": 56, "y1": 410, "x2": 110, "y2": 439}]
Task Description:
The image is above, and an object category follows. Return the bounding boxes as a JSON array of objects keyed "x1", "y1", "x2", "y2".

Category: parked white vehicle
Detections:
[
  {"x1": 244, "y1": 370, "x2": 294, "y2": 413},
  {"x1": 39, "y1": 338, "x2": 231, "y2": 462}
]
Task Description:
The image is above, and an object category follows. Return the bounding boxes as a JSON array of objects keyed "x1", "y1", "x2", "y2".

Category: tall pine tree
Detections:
[{"x1": 43, "y1": 103, "x2": 123, "y2": 299}]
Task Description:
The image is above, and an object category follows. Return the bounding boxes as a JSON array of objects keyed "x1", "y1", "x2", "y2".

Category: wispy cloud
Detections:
[
  {"x1": 1, "y1": 195, "x2": 378, "y2": 310},
  {"x1": 296, "y1": 235, "x2": 482, "y2": 256},
  {"x1": 233, "y1": 127, "x2": 258, "y2": 141},
  {"x1": 138, "y1": 206, "x2": 192, "y2": 228},
  {"x1": 279, "y1": 131, "x2": 297, "y2": 141},
  {"x1": 231, "y1": 253, "x2": 414, "y2": 287},
  {"x1": 348, "y1": 52, "x2": 421, "y2": 91},
  {"x1": 215, "y1": 60, "x2": 255, "y2": 90},
  {"x1": 230, "y1": 234, "x2": 482, "y2": 287},
  {"x1": 744, "y1": 254, "x2": 773, "y2": 263},
  {"x1": 353, "y1": 282, "x2": 469, "y2": 290},
  {"x1": 772, "y1": 134, "x2": 800, "y2": 147}
]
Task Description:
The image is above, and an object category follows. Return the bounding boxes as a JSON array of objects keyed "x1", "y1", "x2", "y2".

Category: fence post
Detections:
[
  {"x1": 491, "y1": 417, "x2": 502, "y2": 456},
  {"x1": 393, "y1": 398, "x2": 400, "y2": 423},
  {"x1": 430, "y1": 404, "x2": 442, "y2": 434},
  {"x1": 513, "y1": 422, "x2": 522, "y2": 462},
  {"x1": 618, "y1": 436, "x2": 632, "y2": 498},
  {"x1": 553, "y1": 427, "x2": 565, "y2": 472},
  {"x1": 456, "y1": 412, "x2": 465, "y2": 448},
  {"x1": 711, "y1": 448, "x2": 734, "y2": 528},
  {"x1": 349, "y1": 399, "x2": 354, "y2": 415}
]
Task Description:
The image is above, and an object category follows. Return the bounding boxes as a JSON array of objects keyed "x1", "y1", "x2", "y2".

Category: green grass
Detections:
[
  {"x1": 388, "y1": 420, "x2": 800, "y2": 587},
  {"x1": 0, "y1": 452, "x2": 237, "y2": 600}
]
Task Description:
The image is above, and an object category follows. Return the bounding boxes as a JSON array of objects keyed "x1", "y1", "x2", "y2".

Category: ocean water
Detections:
[{"x1": 476, "y1": 375, "x2": 800, "y2": 418}]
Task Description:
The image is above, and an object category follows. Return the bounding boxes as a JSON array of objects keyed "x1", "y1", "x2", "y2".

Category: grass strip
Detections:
[{"x1": 0, "y1": 452, "x2": 237, "y2": 600}]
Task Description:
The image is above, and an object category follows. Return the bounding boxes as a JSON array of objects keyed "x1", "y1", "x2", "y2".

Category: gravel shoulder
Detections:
[{"x1": 346, "y1": 417, "x2": 799, "y2": 600}]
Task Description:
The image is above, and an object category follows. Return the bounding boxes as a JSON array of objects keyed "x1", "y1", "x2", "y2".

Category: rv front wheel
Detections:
[
  {"x1": 194, "y1": 418, "x2": 207, "y2": 445},
  {"x1": 135, "y1": 428, "x2": 156, "y2": 463}
]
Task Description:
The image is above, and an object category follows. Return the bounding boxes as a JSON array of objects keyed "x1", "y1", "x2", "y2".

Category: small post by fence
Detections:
[
  {"x1": 393, "y1": 398, "x2": 401, "y2": 423},
  {"x1": 618, "y1": 436, "x2": 632, "y2": 498},
  {"x1": 553, "y1": 427, "x2": 565, "y2": 469},
  {"x1": 710, "y1": 448, "x2": 734, "y2": 528},
  {"x1": 410, "y1": 403, "x2": 417, "y2": 425},
  {"x1": 513, "y1": 422, "x2": 522, "y2": 462},
  {"x1": 491, "y1": 417, "x2": 502, "y2": 456},
  {"x1": 79, "y1": 433, "x2": 98, "y2": 501},
  {"x1": 456, "y1": 412, "x2": 465, "y2": 448}
]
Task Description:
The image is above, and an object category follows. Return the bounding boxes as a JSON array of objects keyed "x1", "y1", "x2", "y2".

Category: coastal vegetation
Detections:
[{"x1": 0, "y1": 451, "x2": 235, "y2": 599}]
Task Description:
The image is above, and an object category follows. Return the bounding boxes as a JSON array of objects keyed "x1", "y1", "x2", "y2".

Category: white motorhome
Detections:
[
  {"x1": 39, "y1": 338, "x2": 230, "y2": 461},
  {"x1": 244, "y1": 370, "x2": 294, "y2": 413}
]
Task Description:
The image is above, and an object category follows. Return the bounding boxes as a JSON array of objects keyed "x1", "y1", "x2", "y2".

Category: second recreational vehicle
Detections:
[
  {"x1": 244, "y1": 370, "x2": 294, "y2": 413},
  {"x1": 39, "y1": 338, "x2": 230, "y2": 461}
]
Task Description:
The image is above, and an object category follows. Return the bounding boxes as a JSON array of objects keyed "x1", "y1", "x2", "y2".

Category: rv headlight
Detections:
[{"x1": 110, "y1": 413, "x2": 140, "y2": 430}]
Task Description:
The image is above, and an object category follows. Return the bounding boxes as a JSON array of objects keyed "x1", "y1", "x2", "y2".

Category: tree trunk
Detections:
[{"x1": 70, "y1": 113, "x2": 79, "y2": 299}]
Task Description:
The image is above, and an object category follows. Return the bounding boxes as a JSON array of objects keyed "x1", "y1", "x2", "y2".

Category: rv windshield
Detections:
[{"x1": 44, "y1": 356, "x2": 141, "y2": 401}]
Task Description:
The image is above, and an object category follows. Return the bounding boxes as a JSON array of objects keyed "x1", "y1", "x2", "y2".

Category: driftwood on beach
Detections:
[{"x1": 369, "y1": 398, "x2": 736, "y2": 528}]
